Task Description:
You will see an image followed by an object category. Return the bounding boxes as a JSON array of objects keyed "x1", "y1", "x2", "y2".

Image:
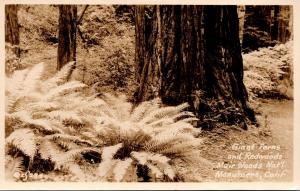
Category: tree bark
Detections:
[
  {"x1": 271, "y1": 6, "x2": 280, "y2": 41},
  {"x1": 5, "y1": 5, "x2": 20, "y2": 57},
  {"x1": 57, "y1": 5, "x2": 77, "y2": 71},
  {"x1": 135, "y1": 5, "x2": 254, "y2": 126},
  {"x1": 237, "y1": 6, "x2": 245, "y2": 46},
  {"x1": 135, "y1": 6, "x2": 161, "y2": 101},
  {"x1": 277, "y1": 6, "x2": 292, "y2": 43}
]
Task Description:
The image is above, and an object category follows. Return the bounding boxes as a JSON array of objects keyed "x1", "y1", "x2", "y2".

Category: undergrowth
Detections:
[
  {"x1": 5, "y1": 62, "x2": 203, "y2": 182},
  {"x1": 5, "y1": 43, "x2": 25, "y2": 76},
  {"x1": 243, "y1": 41, "x2": 293, "y2": 103}
]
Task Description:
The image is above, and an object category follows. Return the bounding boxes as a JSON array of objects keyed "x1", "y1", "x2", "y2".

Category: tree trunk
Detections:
[
  {"x1": 237, "y1": 6, "x2": 245, "y2": 46},
  {"x1": 277, "y1": 6, "x2": 292, "y2": 43},
  {"x1": 243, "y1": 5, "x2": 292, "y2": 52},
  {"x1": 5, "y1": 5, "x2": 20, "y2": 57},
  {"x1": 135, "y1": 5, "x2": 254, "y2": 127},
  {"x1": 57, "y1": 5, "x2": 77, "y2": 71},
  {"x1": 271, "y1": 6, "x2": 280, "y2": 41},
  {"x1": 242, "y1": 6, "x2": 274, "y2": 52}
]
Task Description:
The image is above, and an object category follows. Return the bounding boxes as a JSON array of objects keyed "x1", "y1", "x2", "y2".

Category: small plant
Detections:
[{"x1": 104, "y1": 49, "x2": 134, "y2": 90}]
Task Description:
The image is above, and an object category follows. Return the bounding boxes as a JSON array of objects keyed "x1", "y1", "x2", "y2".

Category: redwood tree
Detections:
[
  {"x1": 5, "y1": 5, "x2": 20, "y2": 57},
  {"x1": 57, "y1": 5, "x2": 77, "y2": 70},
  {"x1": 135, "y1": 5, "x2": 254, "y2": 127},
  {"x1": 243, "y1": 5, "x2": 292, "y2": 52}
]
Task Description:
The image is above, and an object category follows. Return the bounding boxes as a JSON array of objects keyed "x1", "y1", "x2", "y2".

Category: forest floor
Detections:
[
  {"x1": 5, "y1": 5, "x2": 294, "y2": 182},
  {"x1": 195, "y1": 99, "x2": 293, "y2": 182}
]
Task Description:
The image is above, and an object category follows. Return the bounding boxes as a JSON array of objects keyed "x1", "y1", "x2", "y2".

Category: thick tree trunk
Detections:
[
  {"x1": 5, "y1": 5, "x2": 20, "y2": 57},
  {"x1": 57, "y1": 5, "x2": 77, "y2": 71},
  {"x1": 135, "y1": 5, "x2": 254, "y2": 127},
  {"x1": 203, "y1": 6, "x2": 249, "y2": 111}
]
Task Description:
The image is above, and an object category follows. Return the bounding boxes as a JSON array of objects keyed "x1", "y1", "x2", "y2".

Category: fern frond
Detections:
[
  {"x1": 56, "y1": 139, "x2": 79, "y2": 150},
  {"x1": 172, "y1": 111, "x2": 195, "y2": 121},
  {"x1": 6, "y1": 128, "x2": 37, "y2": 159},
  {"x1": 122, "y1": 129, "x2": 151, "y2": 148},
  {"x1": 44, "y1": 61, "x2": 76, "y2": 89},
  {"x1": 45, "y1": 134, "x2": 93, "y2": 146},
  {"x1": 23, "y1": 63, "x2": 44, "y2": 92},
  {"x1": 10, "y1": 111, "x2": 55, "y2": 132},
  {"x1": 102, "y1": 143, "x2": 123, "y2": 161},
  {"x1": 179, "y1": 117, "x2": 199, "y2": 123},
  {"x1": 5, "y1": 69, "x2": 29, "y2": 94},
  {"x1": 161, "y1": 163, "x2": 175, "y2": 180},
  {"x1": 39, "y1": 139, "x2": 100, "y2": 167},
  {"x1": 5, "y1": 156, "x2": 25, "y2": 181},
  {"x1": 168, "y1": 120, "x2": 194, "y2": 128},
  {"x1": 38, "y1": 139, "x2": 60, "y2": 161},
  {"x1": 65, "y1": 162, "x2": 85, "y2": 180},
  {"x1": 47, "y1": 110, "x2": 83, "y2": 124},
  {"x1": 146, "y1": 163, "x2": 163, "y2": 179},
  {"x1": 27, "y1": 101, "x2": 59, "y2": 112},
  {"x1": 97, "y1": 160, "x2": 116, "y2": 179},
  {"x1": 85, "y1": 97, "x2": 106, "y2": 108},
  {"x1": 130, "y1": 98, "x2": 161, "y2": 122},
  {"x1": 43, "y1": 81, "x2": 86, "y2": 101},
  {"x1": 142, "y1": 117, "x2": 174, "y2": 130},
  {"x1": 131, "y1": 151, "x2": 175, "y2": 180},
  {"x1": 113, "y1": 158, "x2": 133, "y2": 182},
  {"x1": 6, "y1": 92, "x2": 43, "y2": 114},
  {"x1": 140, "y1": 103, "x2": 190, "y2": 124}
]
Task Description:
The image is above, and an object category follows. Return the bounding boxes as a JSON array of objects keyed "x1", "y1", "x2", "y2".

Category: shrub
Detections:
[{"x1": 5, "y1": 62, "x2": 203, "y2": 182}]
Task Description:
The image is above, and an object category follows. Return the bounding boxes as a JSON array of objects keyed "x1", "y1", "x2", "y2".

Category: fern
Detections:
[
  {"x1": 5, "y1": 156, "x2": 25, "y2": 181},
  {"x1": 6, "y1": 128, "x2": 37, "y2": 159},
  {"x1": 131, "y1": 151, "x2": 175, "y2": 180},
  {"x1": 243, "y1": 41, "x2": 293, "y2": 100},
  {"x1": 141, "y1": 103, "x2": 189, "y2": 123},
  {"x1": 6, "y1": 62, "x2": 204, "y2": 182},
  {"x1": 22, "y1": 63, "x2": 44, "y2": 93},
  {"x1": 46, "y1": 134, "x2": 93, "y2": 146},
  {"x1": 43, "y1": 81, "x2": 86, "y2": 101},
  {"x1": 43, "y1": 61, "x2": 76, "y2": 89},
  {"x1": 47, "y1": 110, "x2": 83, "y2": 124},
  {"x1": 113, "y1": 158, "x2": 133, "y2": 182},
  {"x1": 5, "y1": 62, "x2": 101, "y2": 178},
  {"x1": 96, "y1": 144, "x2": 123, "y2": 180},
  {"x1": 102, "y1": 143, "x2": 123, "y2": 160},
  {"x1": 81, "y1": 94, "x2": 203, "y2": 182}
]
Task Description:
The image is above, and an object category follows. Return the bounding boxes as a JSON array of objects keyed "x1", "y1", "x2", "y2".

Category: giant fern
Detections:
[{"x1": 6, "y1": 61, "x2": 206, "y2": 182}]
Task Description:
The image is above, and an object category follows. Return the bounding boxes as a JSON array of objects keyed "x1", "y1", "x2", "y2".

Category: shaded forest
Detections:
[{"x1": 5, "y1": 5, "x2": 293, "y2": 182}]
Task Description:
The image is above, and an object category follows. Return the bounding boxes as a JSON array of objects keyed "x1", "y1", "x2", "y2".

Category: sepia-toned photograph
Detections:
[{"x1": 3, "y1": 3, "x2": 296, "y2": 186}]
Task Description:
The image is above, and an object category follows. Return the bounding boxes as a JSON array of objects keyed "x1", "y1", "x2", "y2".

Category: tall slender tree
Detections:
[
  {"x1": 57, "y1": 5, "x2": 77, "y2": 71},
  {"x1": 237, "y1": 6, "x2": 246, "y2": 46},
  {"x1": 275, "y1": 5, "x2": 292, "y2": 43},
  {"x1": 135, "y1": 5, "x2": 254, "y2": 127},
  {"x1": 5, "y1": 5, "x2": 20, "y2": 57}
]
